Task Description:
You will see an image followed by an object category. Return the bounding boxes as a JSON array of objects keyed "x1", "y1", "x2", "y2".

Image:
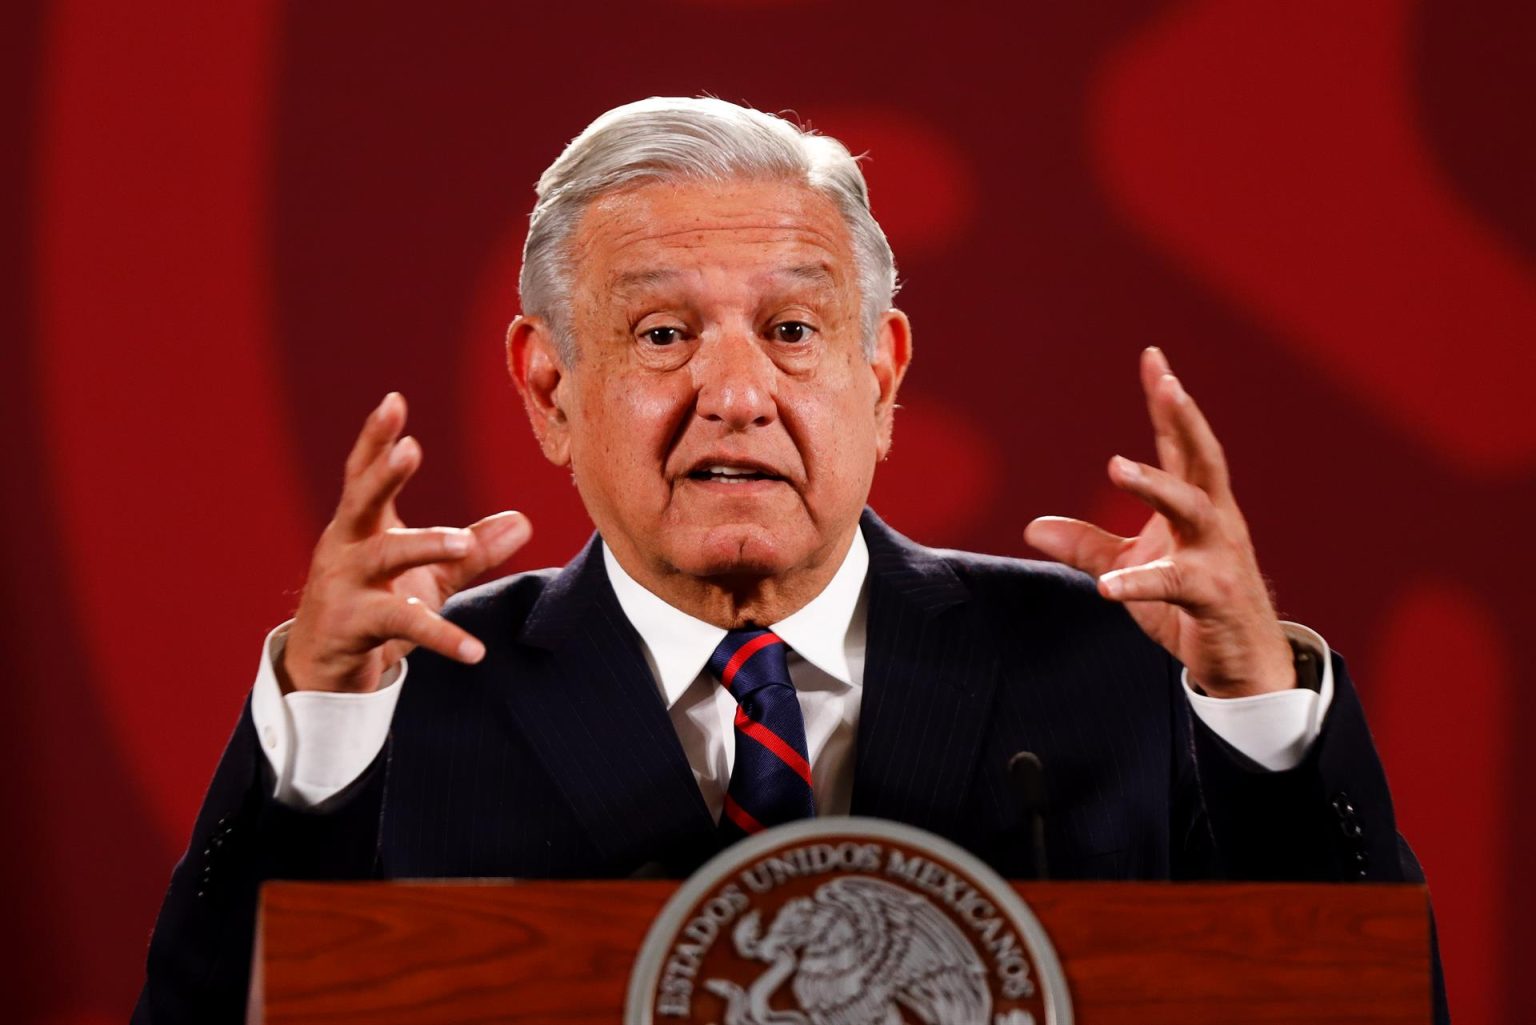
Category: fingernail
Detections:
[
  {"x1": 490, "y1": 512, "x2": 529, "y2": 543},
  {"x1": 1162, "y1": 373, "x2": 1187, "y2": 404},
  {"x1": 1113, "y1": 455, "x2": 1141, "y2": 480},
  {"x1": 1101, "y1": 572, "x2": 1124, "y2": 599},
  {"x1": 388, "y1": 436, "x2": 415, "y2": 469},
  {"x1": 458, "y1": 637, "x2": 485, "y2": 663},
  {"x1": 443, "y1": 530, "x2": 471, "y2": 556}
]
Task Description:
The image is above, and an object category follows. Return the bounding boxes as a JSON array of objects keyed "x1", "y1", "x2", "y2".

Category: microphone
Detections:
[{"x1": 1007, "y1": 751, "x2": 1049, "y2": 880}]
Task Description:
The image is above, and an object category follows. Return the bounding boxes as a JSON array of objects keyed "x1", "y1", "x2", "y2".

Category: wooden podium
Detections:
[{"x1": 250, "y1": 880, "x2": 1431, "y2": 1023}]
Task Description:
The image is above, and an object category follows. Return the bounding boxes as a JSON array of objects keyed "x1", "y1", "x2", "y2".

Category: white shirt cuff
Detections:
[
  {"x1": 249, "y1": 620, "x2": 407, "y2": 808},
  {"x1": 1182, "y1": 622, "x2": 1334, "y2": 772}
]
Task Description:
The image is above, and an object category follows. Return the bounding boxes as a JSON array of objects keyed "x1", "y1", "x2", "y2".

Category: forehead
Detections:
[{"x1": 570, "y1": 179, "x2": 857, "y2": 297}]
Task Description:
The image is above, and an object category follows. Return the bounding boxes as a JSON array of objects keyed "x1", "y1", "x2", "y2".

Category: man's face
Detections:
[{"x1": 518, "y1": 178, "x2": 910, "y2": 590}]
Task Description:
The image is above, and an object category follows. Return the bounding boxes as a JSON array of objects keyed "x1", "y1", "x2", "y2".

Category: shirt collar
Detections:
[{"x1": 602, "y1": 528, "x2": 869, "y2": 709}]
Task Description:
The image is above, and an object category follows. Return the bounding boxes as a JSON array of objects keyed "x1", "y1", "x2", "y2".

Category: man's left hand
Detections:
[{"x1": 1024, "y1": 347, "x2": 1296, "y2": 698}]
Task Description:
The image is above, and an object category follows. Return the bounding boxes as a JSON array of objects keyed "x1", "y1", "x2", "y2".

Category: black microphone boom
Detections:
[{"x1": 1007, "y1": 750, "x2": 1050, "y2": 880}]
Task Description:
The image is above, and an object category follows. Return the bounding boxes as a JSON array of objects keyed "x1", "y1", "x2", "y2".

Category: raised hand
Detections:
[
  {"x1": 1024, "y1": 348, "x2": 1295, "y2": 698},
  {"x1": 280, "y1": 393, "x2": 532, "y2": 693}
]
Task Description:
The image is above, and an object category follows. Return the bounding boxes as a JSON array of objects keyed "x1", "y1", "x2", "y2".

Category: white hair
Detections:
[{"x1": 519, "y1": 96, "x2": 898, "y2": 362}]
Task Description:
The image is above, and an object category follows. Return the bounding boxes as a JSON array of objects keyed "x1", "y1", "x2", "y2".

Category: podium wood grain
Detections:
[{"x1": 256, "y1": 880, "x2": 1430, "y2": 1024}]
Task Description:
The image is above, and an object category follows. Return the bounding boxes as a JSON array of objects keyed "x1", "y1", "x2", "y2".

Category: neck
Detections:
[{"x1": 610, "y1": 528, "x2": 859, "y2": 629}]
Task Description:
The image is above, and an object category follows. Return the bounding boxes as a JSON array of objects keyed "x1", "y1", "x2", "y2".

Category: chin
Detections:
[{"x1": 678, "y1": 524, "x2": 805, "y2": 580}]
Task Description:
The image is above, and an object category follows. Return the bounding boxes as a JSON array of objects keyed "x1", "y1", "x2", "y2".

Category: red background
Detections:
[{"x1": 6, "y1": 2, "x2": 1533, "y2": 1021}]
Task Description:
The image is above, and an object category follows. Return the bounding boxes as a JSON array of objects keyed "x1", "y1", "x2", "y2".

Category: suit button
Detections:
[
  {"x1": 1331, "y1": 793, "x2": 1354, "y2": 818},
  {"x1": 1341, "y1": 820, "x2": 1363, "y2": 840}
]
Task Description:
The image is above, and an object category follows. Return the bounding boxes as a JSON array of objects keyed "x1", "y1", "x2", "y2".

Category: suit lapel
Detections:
[
  {"x1": 501, "y1": 539, "x2": 719, "y2": 873},
  {"x1": 851, "y1": 511, "x2": 1001, "y2": 839},
  {"x1": 496, "y1": 515, "x2": 1002, "y2": 866}
]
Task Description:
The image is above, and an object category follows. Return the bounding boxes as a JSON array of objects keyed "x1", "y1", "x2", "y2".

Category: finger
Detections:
[
  {"x1": 1024, "y1": 516, "x2": 1128, "y2": 578},
  {"x1": 1099, "y1": 558, "x2": 1205, "y2": 608},
  {"x1": 1140, "y1": 347, "x2": 1185, "y2": 479},
  {"x1": 376, "y1": 595, "x2": 485, "y2": 664},
  {"x1": 1109, "y1": 455, "x2": 1215, "y2": 537},
  {"x1": 438, "y1": 511, "x2": 534, "y2": 591},
  {"x1": 1144, "y1": 358, "x2": 1232, "y2": 499},
  {"x1": 343, "y1": 392, "x2": 407, "y2": 482},
  {"x1": 356, "y1": 525, "x2": 475, "y2": 583},
  {"x1": 336, "y1": 434, "x2": 421, "y2": 539}
]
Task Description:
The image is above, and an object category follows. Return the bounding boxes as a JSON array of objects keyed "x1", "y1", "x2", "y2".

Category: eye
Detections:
[
  {"x1": 770, "y1": 321, "x2": 815, "y2": 344},
  {"x1": 641, "y1": 326, "x2": 684, "y2": 346}
]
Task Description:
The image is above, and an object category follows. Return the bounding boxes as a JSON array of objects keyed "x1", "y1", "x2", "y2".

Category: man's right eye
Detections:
[{"x1": 641, "y1": 326, "x2": 683, "y2": 346}]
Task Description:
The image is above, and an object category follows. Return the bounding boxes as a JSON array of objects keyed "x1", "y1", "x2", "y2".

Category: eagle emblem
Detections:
[
  {"x1": 703, "y1": 876, "x2": 992, "y2": 1025},
  {"x1": 626, "y1": 819, "x2": 1068, "y2": 1025}
]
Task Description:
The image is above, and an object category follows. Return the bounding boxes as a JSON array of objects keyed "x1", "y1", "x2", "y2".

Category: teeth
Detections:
[{"x1": 693, "y1": 464, "x2": 774, "y2": 484}]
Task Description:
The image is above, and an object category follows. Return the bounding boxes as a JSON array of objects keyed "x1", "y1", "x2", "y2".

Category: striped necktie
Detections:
[{"x1": 708, "y1": 628, "x2": 816, "y2": 840}]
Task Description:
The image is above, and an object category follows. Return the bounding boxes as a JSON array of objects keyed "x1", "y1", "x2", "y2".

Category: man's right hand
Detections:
[{"x1": 279, "y1": 393, "x2": 532, "y2": 693}]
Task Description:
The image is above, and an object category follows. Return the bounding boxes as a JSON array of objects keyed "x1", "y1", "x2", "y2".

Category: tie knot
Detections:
[{"x1": 708, "y1": 628, "x2": 791, "y2": 701}]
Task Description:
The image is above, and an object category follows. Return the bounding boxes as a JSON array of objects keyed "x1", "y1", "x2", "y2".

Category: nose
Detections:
[{"x1": 692, "y1": 328, "x2": 777, "y2": 429}]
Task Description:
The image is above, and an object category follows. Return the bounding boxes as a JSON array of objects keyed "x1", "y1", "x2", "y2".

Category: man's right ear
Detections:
[{"x1": 507, "y1": 315, "x2": 572, "y2": 467}]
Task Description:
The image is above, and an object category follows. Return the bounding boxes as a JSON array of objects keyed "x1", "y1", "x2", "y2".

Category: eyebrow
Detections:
[
  {"x1": 782, "y1": 263, "x2": 839, "y2": 288},
  {"x1": 611, "y1": 268, "x2": 681, "y2": 294}
]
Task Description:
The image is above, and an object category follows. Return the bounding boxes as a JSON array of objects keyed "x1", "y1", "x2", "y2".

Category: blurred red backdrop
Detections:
[{"x1": 6, "y1": 1, "x2": 1533, "y2": 1021}]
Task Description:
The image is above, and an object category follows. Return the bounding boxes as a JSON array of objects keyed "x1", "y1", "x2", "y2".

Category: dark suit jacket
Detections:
[{"x1": 134, "y1": 510, "x2": 1426, "y2": 1022}]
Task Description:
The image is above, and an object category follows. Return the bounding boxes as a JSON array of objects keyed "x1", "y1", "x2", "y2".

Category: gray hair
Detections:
[{"x1": 519, "y1": 96, "x2": 898, "y2": 363}]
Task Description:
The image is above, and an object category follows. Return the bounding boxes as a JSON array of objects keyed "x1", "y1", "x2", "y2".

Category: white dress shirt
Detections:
[
  {"x1": 603, "y1": 533, "x2": 869, "y2": 820},
  {"x1": 250, "y1": 527, "x2": 1333, "y2": 810}
]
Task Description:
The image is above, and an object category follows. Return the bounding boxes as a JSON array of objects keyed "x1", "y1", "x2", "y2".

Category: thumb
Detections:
[
  {"x1": 1024, "y1": 516, "x2": 1126, "y2": 579},
  {"x1": 444, "y1": 511, "x2": 533, "y2": 590}
]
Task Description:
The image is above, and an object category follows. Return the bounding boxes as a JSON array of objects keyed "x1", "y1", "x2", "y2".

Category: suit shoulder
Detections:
[
  {"x1": 933, "y1": 547, "x2": 1103, "y2": 603},
  {"x1": 441, "y1": 567, "x2": 561, "y2": 633},
  {"x1": 921, "y1": 546, "x2": 1155, "y2": 641},
  {"x1": 923, "y1": 546, "x2": 1173, "y2": 686}
]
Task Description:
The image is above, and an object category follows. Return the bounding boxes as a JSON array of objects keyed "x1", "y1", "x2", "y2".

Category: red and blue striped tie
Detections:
[{"x1": 709, "y1": 628, "x2": 815, "y2": 839}]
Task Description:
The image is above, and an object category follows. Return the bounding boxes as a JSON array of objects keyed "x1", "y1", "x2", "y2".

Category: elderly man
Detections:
[{"x1": 135, "y1": 98, "x2": 1421, "y2": 1021}]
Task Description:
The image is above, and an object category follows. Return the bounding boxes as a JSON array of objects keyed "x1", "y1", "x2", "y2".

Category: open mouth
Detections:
[{"x1": 687, "y1": 464, "x2": 786, "y2": 485}]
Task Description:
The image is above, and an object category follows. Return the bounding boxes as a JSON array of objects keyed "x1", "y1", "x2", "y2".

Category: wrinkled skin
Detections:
[{"x1": 508, "y1": 179, "x2": 911, "y2": 628}]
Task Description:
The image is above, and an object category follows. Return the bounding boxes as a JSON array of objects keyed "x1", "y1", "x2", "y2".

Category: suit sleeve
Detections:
[
  {"x1": 1177, "y1": 649, "x2": 1412, "y2": 883},
  {"x1": 132, "y1": 699, "x2": 389, "y2": 1024}
]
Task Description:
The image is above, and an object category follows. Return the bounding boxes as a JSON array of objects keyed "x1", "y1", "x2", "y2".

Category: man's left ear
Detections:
[{"x1": 871, "y1": 309, "x2": 913, "y2": 460}]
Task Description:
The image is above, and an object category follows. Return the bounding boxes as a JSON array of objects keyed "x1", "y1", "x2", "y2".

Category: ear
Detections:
[
  {"x1": 507, "y1": 315, "x2": 572, "y2": 466},
  {"x1": 870, "y1": 308, "x2": 913, "y2": 461}
]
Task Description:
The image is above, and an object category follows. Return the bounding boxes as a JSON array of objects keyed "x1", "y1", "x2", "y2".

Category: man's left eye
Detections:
[
  {"x1": 642, "y1": 326, "x2": 683, "y2": 346},
  {"x1": 771, "y1": 322, "x2": 814, "y2": 343}
]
